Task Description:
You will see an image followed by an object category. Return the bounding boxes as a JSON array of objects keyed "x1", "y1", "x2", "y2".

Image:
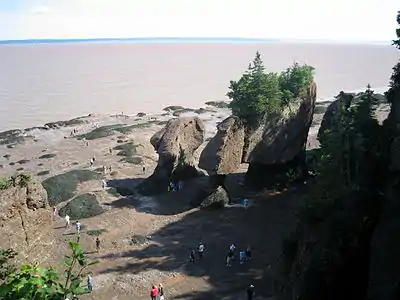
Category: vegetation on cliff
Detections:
[
  {"x1": 227, "y1": 51, "x2": 314, "y2": 122},
  {"x1": 0, "y1": 237, "x2": 97, "y2": 299}
]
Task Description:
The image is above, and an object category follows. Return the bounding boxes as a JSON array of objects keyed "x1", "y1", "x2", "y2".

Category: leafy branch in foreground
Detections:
[{"x1": 0, "y1": 236, "x2": 98, "y2": 299}]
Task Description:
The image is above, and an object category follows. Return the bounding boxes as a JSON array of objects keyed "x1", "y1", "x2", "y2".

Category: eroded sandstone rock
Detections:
[
  {"x1": 138, "y1": 117, "x2": 205, "y2": 195},
  {"x1": 199, "y1": 116, "x2": 245, "y2": 175}
]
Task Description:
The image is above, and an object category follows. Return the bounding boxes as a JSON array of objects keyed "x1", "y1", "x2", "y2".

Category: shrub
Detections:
[
  {"x1": 114, "y1": 142, "x2": 138, "y2": 157},
  {"x1": 163, "y1": 105, "x2": 184, "y2": 112},
  {"x1": 58, "y1": 193, "x2": 104, "y2": 220},
  {"x1": 16, "y1": 159, "x2": 29, "y2": 165},
  {"x1": 122, "y1": 156, "x2": 143, "y2": 165},
  {"x1": 42, "y1": 170, "x2": 100, "y2": 206},
  {"x1": 129, "y1": 235, "x2": 150, "y2": 246},
  {"x1": 38, "y1": 153, "x2": 56, "y2": 159},
  {"x1": 0, "y1": 178, "x2": 12, "y2": 190}
]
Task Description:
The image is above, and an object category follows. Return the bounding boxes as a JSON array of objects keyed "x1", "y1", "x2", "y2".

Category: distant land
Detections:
[{"x1": 0, "y1": 37, "x2": 392, "y2": 45}]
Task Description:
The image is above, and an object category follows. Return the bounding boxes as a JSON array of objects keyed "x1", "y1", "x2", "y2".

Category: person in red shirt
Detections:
[{"x1": 150, "y1": 285, "x2": 158, "y2": 300}]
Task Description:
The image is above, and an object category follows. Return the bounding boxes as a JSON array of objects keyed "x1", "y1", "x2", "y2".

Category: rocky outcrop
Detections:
[
  {"x1": 245, "y1": 83, "x2": 316, "y2": 188},
  {"x1": 277, "y1": 190, "x2": 380, "y2": 300},
  {"x1": 199, "y1": 116, "x2": 245, "y2": 175},
  {"x1": 138, "y1": 117, "x2": 205, "y2": 195},
  {"x1": 0, "y1": 175, "x2": 55, "y2": 264}
]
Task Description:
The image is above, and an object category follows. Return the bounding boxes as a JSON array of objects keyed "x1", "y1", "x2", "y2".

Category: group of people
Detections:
[
  {"x1": 168, "y1": 180, "x2": 184, "y2": 192},
  {"x1": 150, "y1": 283, "x2": 165, "y2": 300},
  {"x1": 226, "y1": 243, "x2": 252, "y2": 267}
]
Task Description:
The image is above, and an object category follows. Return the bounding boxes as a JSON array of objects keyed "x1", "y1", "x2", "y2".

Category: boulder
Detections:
[
  {"x1": 244, "y1": 82, "x2": 316, "y2": 165},
  {"x1": 0, "y1": 175, "x2": 55, "y2": 264},
  {"x1": 138, "y1": 117, "x2": 205, "y2": 195},
  {"x1": 199, "y1": 116, "x2": 245, "y2": 175},
  {"x1": 244, "y1": 83, "x2": 316, "y2": 188},
  {"x1": 198, "y1": 186, "x2": 230, "y2": 209}
]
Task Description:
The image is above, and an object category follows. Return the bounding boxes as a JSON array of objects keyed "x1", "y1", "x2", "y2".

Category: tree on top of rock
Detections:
[
  {"x1": 386, "y1": 11, "x2": 400, "y2": 104},
  {"x1": 227, "y1": 51, "x2": 315, "y2": 122}
]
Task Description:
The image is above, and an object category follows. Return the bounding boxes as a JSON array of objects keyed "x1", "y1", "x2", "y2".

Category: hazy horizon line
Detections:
[{"x1": 0, "y1": 37, "x2": 393, "y2": 45}]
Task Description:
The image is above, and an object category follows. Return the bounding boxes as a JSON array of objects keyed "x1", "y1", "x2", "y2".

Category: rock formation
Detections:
[
  {"x1": 0, "y1": 175, "x2": 55, "y2": 265},
  {"x1": 245, "y1": 82, "x2": 317, "y2": 188},
  {"x1": 138, "y1": 117, "x2": 205, "y2": 195},
  {"x1": 199, "y1": 116, "x2": 245, "y2": 175}
]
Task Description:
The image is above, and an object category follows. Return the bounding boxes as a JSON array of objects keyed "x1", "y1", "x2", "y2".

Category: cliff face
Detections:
[{"x1": 0, "y1": 176, "x2": 55, "y2": 264}]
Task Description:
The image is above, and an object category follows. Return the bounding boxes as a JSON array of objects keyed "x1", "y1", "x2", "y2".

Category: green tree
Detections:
[
  {"x1": 386, "y1": 11, "x2": 400, "y2": 104},
  {"x1": 228, "y1": 51, "x2": 315, "y2": 122},
  {"x1": 0, "y1": 236, "x2": 98, "y2": 299},
  {"x1": 279, "y1": 63, "x2": 315, "y2": 105},
  {"x1": 227, "y1": 51, "x2": 282, "y2": 121},
  {"x1": 0, "y1": 249, "x2": 17, "y2": 281}
]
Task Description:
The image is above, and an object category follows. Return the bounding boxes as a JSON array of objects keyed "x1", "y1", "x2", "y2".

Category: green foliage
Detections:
[
  {"x1": 58, "y1": 193, "x2": 104, "y2": 220},
  {"x1": 0, "y1": 129, "x2": 24, "y2": 145},
  {"x1": 163, "y1": 105, "x2": 184, "y2": 112},
  {"x1": 386, "y1": 11, "x2": 400, "y2": 104},
  {"x1": 310, "y1": 86, "x2": 384, "y2": 220},
  {"x1": 0, "y1": 237, "x2": 98, "y2": 299},
  {"x1": 38, "y1": 154, "x2": 57, "y2": 159},
  {"x1": 279, "y1": 63, "x2": 315, "y2": 106},
  {"x1": 0, "y1": 249, "x2": 17, "y2": 281},
  {"x1": 114, "y1": 142, "x2": 143, "y2": 164},
  {"x1": 42, "y1": 170, "x2": 100, "y2": 206},
  {"x1": 0, "y1": 177, "x2": 12, "y2": 190},
  {"x1": 227, "y1": 51, "x2": 314, "y2": 122}
]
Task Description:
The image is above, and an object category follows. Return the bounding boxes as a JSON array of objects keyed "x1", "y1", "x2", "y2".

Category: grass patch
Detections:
[
  {"x1": 58, "y1": 193, "x2": 104, "y2": 220},
  {"x1": 114, "y1": 142, "x2": 138, "y2": 156},
  {"x1": 37, "y1": 170, "x2": 50, "y2": 176},
  {"x1": 0, "y1": 129, "x2": 24, "y2": 145},
  {"x1": 38, "y1": 153, "x2": 57, "y2": 159},
  {"x1": 9, "y1": 162, "x2": 15, "y2": 166},
  {"x1": 113, "y1": 121, "x2": 160, "y2": 134},
  {"x1": 42, "y1": 169, "x2": 100, "y2": 206},
  {"x1": 76, "y1": 124, "x2": 125, "y2": 140},
  {"x1": 16, "y1": 167, "x2": 24, "y2": 171},
  {"x1": 37, "y1": 163, "x2": 43, "y2": 167},
  {"x1": 44, "y1": 117, "x2": 85, "y2": 129},
  {"x1": 122, "y1": 156, "x2": 143, "y2": 165},
  {"x1": 3, "y1": 154, "x2": 10, "y2": 159},
  {"x1": 136, "y1": 112, "x2": 146, "y2": 117},
  {"x1": 205, "y1": 101, "x2": 230, "y2": 109},
  {"x1": 86, "y1": 228, "x2": 107, "y2": 236},
  {"x1": 106, "y1": 187, "x2": 121, "y2": 197},
  {"x1": 129, "y1": 234, "x2": 151, "y2": 246},
  {"x1": 17, "y1": 159, "x2": 30, "y2": 165},
  {"x1": 163, "y1": 105, "x2": 184, "y2": 112}
]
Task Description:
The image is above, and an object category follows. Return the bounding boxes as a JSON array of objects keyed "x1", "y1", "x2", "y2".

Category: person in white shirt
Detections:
[
  {"x1": 198, "y1": 242, "x2": 205, "y2": 258},
  {"x1": 65, "y1": 215, "x2": 70, "y2": 228}
]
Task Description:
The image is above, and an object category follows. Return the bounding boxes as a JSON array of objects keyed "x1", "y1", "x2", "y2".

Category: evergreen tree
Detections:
[{"x1": 386, "y1": 11, "x2": 400, "y2": 104}]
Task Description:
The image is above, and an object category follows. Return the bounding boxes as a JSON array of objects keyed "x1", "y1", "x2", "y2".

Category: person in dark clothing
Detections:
[
  {"x1": 245, "y1": 245, "x2": 252, "y2": 260},
  {"x1": 189, "y1": 249, "x2": 196, "y2": 263},
  {"x1": 96, "y1": 237, "x2": 100, "y2": 252},
  {"x1": 246, "y1": 284, "x2": 255, "y2": 300}
]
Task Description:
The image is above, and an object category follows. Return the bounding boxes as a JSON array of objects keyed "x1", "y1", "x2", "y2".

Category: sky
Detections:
[{"x1": 0, "y1": 0, "x2": 399, "y2": 42}]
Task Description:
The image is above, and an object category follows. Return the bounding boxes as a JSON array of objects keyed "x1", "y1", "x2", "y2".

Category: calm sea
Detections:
[{"x1": 0, "y1": 41, "x2": 398, "y2": 130}]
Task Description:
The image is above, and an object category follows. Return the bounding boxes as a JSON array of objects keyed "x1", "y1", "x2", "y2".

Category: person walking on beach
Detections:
[
  {"x1": 52, "y1": 207, "x2": 57, "y2": 220},
  {"x1": 239, "y1": 249, "x2": 246, "y2": 264},
  {"x1": 103, "y1": 165, "x2": 107, "y2": 175},
  {"x1": 245, "y1": 244, "x2": 252, "y2": 260},
  {"x1": 189, "y1": 249, "x2": 196, "y2": 263},
  {"x1": 90, "y1": 157, "x2": 94, "y2": 167},
  {"x1": 65, "y1": 214, "x2": 70, "y2": 228},
  {"x1": 142, "y1": 165, "x2": 146, "y2": 174},
  {"x1": 226, "y1": 251, "x2": 233, "y2": 267},
  {"x1": 198, "y1": 241, "x2": 205, "y2": 259},
  {"x1": 96, "y1": 237, "x2": 100, "y2": 252},
  {"x1": 76, "y1": 221, "x2": 81, "y2": 234},
  {"x1": 246, "y1": 284, "x2": 255, "y2": 300},
  {"x1": 242, "y1": 198, "x2": 249, "y2": 210},
  {"x1": 87, "y1": 275, "x2": 93, "y2": 292},
  {"x1": 102, "y1": 179, "x2": 107, "y2": 190},
  {"x1": 150, "y1": 285, "x2": 158, "y2": 300},
  {"x1": 158, "y1": 283, "x2": 165, "y2": 300},
  {"x1": 229, "y1": 244, "x2": 236, "y2": 258}
]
